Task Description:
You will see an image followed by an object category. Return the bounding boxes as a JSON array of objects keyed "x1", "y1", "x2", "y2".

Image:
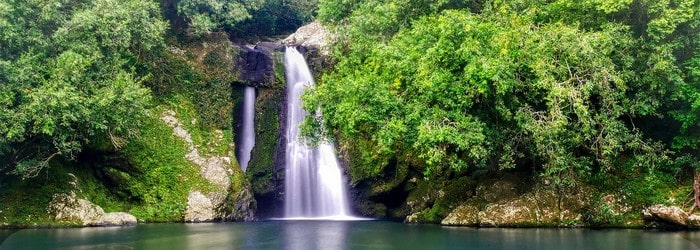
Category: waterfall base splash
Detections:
[{"x1": 269, "y1": 216, "x2": 373, "y2": 221}]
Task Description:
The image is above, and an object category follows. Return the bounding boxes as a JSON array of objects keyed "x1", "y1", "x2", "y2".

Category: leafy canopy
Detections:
[
  {"x1": 312, "y1": 0, "x2": 698, "y2": 187},
  {"x1": 0, "y1": 0, "x2": 167, "y2": 178},
  {"x1": 176, "y1": 0, "x2": 264, "y2": 36}
]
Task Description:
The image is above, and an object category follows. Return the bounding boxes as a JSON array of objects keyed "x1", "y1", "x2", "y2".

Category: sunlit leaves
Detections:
[{"x1": 644, "y1": 0, "x2": 696, "y2": 41}]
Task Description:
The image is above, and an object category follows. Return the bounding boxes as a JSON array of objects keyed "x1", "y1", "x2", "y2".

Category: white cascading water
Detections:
[
  {"x1": 238, "y1": 86, "x2": 256, "y2": 172},
  {"x1": 284, "y1": 47, "x2": 353, "y2": 219}
]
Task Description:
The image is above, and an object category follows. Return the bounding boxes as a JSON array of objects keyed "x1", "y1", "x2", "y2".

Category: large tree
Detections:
[
  {"x1": 311, "y1": 0, "x2": 698, "y2": 203},
  {"x1": 176, "y1": 0, "x2": 264, "y2": 36},
  {"x1": 0, "y1": 0, "x2": 167, "y2": 178}
]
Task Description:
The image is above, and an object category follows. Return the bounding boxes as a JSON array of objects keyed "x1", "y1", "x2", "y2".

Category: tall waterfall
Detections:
[
  {"x1": 238, "y1": 86, "x2": 256, "y2": 172},
  {"x1": 284, "y1": 47, "x2": 353, "y2": 219}
]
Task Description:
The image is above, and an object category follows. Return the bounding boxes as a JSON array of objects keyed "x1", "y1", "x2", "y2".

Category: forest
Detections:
[
  {"x1": 308, "y1": 0, "x2": 700, "y2": 220},
  {"x1": 0, "y1": 0, "x2": 699, "y2": 228}
]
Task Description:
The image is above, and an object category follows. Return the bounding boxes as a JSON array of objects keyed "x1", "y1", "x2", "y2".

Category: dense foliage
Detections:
[
  {"x1": 233, "y1": 0, "x2": 318, "y2": 37},
  {"x1": 177, "y1": 0, "x2": 264, "y2": 36},
  {"x1": 0, "y1": 0, "x2": 253, "y2": 224},
  {"x1": 0, "y1": 0, "x2": 166, "y2": 178},
  {"x1": 177, "y1": 0, "x2": 318, "y2": 37},
  {"x1": 311, "y1": 0, "x2": 699, "y2": 199},
  {"x1": 1, "y1": 0, "x2": 698, "y2": 225},
  {"x1": 0, "y1": 0, "x2": 304, "y2": 179}
]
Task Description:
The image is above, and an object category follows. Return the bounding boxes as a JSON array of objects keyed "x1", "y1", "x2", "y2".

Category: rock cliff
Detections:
[{"x1": 161, "y1": 110, "x2": 256, "y2": 222}]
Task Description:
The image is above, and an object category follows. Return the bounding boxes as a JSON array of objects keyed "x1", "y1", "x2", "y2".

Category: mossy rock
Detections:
[
  {"x1": 402, "y1": 176, "x2": 477, "y2": 223},
  {"x1": 441, "y1": 202, "x2": 480, "y2": 226},
  {"x1": 246, "y1": 87, "x2": 284, "y2": 196}
]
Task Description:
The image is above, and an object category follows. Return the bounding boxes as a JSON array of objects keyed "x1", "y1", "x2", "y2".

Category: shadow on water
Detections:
[
  {"x1": 679, "y1": 231, "x2": 700, "y2": 249},
  {"x1": 0, "y1": 229, "x2": 18, "y2": 246}
]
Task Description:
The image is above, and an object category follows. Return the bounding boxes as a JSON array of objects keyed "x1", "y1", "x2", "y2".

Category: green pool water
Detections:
[{"x1": 2, "y1": 221, "x2": 699, "y2": 249}]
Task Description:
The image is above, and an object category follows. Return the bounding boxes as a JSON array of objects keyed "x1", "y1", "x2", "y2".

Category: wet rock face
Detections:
[
  {"x1": 222, "y1": 185, "x2": 256, "y2": 222},
  {"x1": 236, "y1": 44, "x2": 278, "y2": 87},
  {"x1": 244, "y1": 86, "x2": 286, "y2": 219}
]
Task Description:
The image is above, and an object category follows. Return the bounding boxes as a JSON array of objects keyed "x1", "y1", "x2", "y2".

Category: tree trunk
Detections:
[{"x1": 689, "y1": 171, "x2": 700, "y2": 214}]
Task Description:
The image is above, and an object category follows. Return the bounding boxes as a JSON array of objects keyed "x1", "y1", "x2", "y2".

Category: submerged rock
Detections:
[{"x1": 98, "y1": 212, "x2": 137, "y2": 226}]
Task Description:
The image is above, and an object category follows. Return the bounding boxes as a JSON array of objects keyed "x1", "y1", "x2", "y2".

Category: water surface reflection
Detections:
[{"x1": 2, "y1": 221, "x2": 700, "y2": 249}]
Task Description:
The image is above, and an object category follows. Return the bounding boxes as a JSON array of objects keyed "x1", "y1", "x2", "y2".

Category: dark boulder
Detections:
[{"x1": 235, "y1": 43, "x2": 282, "y2": 87}]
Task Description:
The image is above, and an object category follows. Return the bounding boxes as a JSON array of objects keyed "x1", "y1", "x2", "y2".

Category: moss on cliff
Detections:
[
  {"x1": 246, "y1": 89, "x2": 282, "y2": 194},
  {"x1": 244, "y1": 51, "x2": 286, "y2": 217},
  {"x1": 117, "y1": 104, "x2": 214, "y2": 222}
]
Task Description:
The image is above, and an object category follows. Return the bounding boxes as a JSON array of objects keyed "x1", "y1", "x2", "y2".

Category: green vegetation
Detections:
[
  {"x1": 1, "y1": 0, "x2": 699, "y2": 227},
  {"x1": 176, "y1": 0, "x2": 318, "y2": 37},
  {"x1": 311, "y1": 0, "x2": 700, "y2": 216},
  {"x1": 118, "y1": 104, "x2": 213, "y2": 222},
  {"x1": 0, "y1": 0, "x2": 166, "y2": 179},
  {"x1": 0, "y1": 0, "x2": 266, "y2": 226},
  {"x1": 0, "y1": 162, "x2": 77, "y2": 227},
  {"x1": 0, "y1": 101, "x2": 218, "y2": 225},
  {"x1": 234, "y1": 0, "x2": 318, "y2": 37},
  {"x1": 176, "y1": 0, "x2": 264, "y2": 36},
  {"x1": 0, "y1": 0, "x2": 241, "y2": 179},
  {"x1": 245, "y1": 52, "x2": 285, "y2": 216}
]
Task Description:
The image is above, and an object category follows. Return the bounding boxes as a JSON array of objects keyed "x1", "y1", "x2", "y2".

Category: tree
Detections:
[
  {"x1": 176, "y1": 0, "x2": 264, "y2": 36},
  {"x1": 311, "y1": 0, "x2": 688, "y2": 196},
  {"x1": 675, "y1": 46, "x2": 700, "y2": 212},
  {"x1": 232, "y1": 0, "x2": 319, "y2": 36},
  {"x1": 0, "y1": 0, "x2": 167, "y2": 178}
]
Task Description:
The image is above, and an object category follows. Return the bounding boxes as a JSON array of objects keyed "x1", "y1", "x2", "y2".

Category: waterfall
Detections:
[
  {"x1": 238, "y1": 86, "x2": 256, "y2": 172},
  {"x1": 283, "y1": 47, "x2": 354, "y2": 219}
]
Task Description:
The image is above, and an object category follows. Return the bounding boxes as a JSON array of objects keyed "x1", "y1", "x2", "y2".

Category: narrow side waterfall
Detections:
[
  {"x1": 238, "y1": 86, "x2": 256, "y2": 172},
  {"x1": 283, "y1": 47, "x2": 353, "y2": 219}
]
